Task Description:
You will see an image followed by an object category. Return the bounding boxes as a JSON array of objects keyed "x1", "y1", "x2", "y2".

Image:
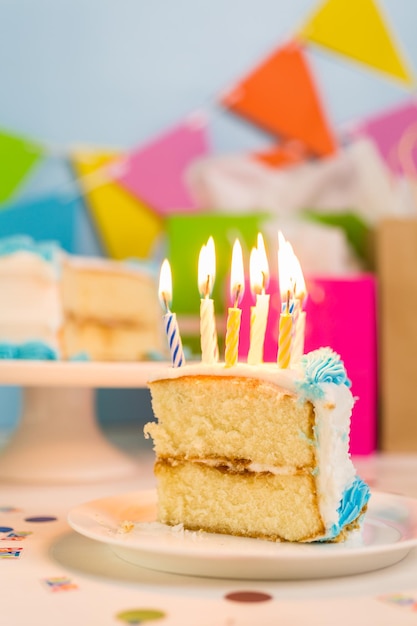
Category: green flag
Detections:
[{"x1": 0, "y1": 129, "x2": 44, "y2": 204}]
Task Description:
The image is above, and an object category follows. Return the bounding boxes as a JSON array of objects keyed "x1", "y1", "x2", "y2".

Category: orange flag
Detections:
[
  {"x1": 252, "y1": 140, "x2": 308, "y2": 169},
  {"x1": 221, "y1": 40, "x2": 337, "y2": 157},
  {"x1": 298, "y1": 0, "x2": 414, "y2": 86}
]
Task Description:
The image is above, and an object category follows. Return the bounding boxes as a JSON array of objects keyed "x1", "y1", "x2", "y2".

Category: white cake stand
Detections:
[{"x1": 0, "y1": 361, "x2": 167, "y2": 484}]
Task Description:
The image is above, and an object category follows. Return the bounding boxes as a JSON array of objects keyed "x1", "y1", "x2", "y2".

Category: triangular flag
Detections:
[
  {"x1": 0, "y1": 129, "x2": 45, "y2": 204},
  {"x1": 72, "y1": 149, "x2": 163, "y2": 260},
  {"x1": 221, "y1": 40, "x2": 337, "y2": 157},
  {"x1": 0, "y1": 194, "x2": 78, "y2": 252},
  {"x1": 112, "y1": 116, "x2": 210, "y2": 216},
  {"x1": 298, "y1": 0, "x2": 414, "y2": 86},
  {"x1": 351, "y1": 100, "x2": 417, "y2": 177}
]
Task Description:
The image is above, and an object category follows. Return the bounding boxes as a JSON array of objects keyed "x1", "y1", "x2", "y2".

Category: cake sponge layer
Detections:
[
  {"x1": 147, "y1": 375, "x2": 316, "y2": 467},
  {"x1": 61, "y1": 258, "x2": 160, "y2": 325},
  {"x1": 60, "y1": 318, "x2": 162, "y2": 361},
  {"x1": 155, "y1": 460, "x2": 325, "y2": 542}
]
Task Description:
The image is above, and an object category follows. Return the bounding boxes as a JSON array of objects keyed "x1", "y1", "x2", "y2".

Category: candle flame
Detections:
[
  {"x1": 158, "y1": 258, "x2": 172, "y2": 313},
  {"x1": 230, "y1": 238, "x2": 245, "y2": 307},
  {"x1": 292, "y1": 253, "x2": 307, "y2": 304},
  {"x1": 250, "y1": 233, "x2": 269, "y2": 295},
  {"x1": 198, "y1": 237, "x2": 216, "y2": 297},
  {"x1": 277, "y1": 231, "x2": 306, "y2": 304}
]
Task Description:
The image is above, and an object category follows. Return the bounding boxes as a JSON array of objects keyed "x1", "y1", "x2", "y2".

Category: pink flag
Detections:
[
  {"x1": 112, "y1": 115, "x2": 210, "y2": 215},
  {"x1": 352, "y1": 100, "x2": 417, "y2": 177}
]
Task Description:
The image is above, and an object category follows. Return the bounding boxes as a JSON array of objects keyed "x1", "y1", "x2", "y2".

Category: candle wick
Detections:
[
  {"x1": 286, "y1": 289, "x2": 290, "y2": 314},
  {"x1": 205, "y1": 274, "x2": 211, "y2": 298},
  {"x1": 233, "y1": 284, "x2": 242, "y2": 309},
  {"x1": 261, "y1": 271, "x2": 267, "y2": 293},
  {"x1": 162, "y1": 292, "x2": 171, "y2": 314}
]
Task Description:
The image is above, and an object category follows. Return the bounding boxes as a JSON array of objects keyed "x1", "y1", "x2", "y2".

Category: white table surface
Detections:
[{"x1": 1, "y1": 424, "x2": 417, "y2": 626}]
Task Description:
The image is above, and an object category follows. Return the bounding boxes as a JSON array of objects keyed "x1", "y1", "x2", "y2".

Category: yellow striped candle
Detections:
[
  {"x1": 225, "y1": 306, "x2": 242, "y2": 367},
  {"x1": 278, "y1": 307, "x2": 292, "y2": 369},
  {"x1": 225, "y1": 239, "x2": 245, "y2": 367}
]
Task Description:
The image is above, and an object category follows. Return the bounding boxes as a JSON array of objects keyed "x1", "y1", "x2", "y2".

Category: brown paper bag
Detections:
[{"x1": 377, "y1": 218, "x2": 417, "y2": 451}]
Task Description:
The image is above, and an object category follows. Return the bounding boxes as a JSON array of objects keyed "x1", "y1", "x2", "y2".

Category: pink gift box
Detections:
[{"x1": 237, "y1": 274, "x2": 377, "y2": 455}]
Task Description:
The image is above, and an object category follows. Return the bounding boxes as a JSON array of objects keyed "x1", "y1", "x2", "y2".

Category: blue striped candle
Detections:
[
  {"x1": 159, "y1": 259, "x2": 185, "y2": 368},
  {"x1": 163, "y1": 311, "x2": 185, "y2": 367}
]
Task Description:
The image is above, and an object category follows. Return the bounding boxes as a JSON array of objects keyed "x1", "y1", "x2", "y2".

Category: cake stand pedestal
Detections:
[{"x1": 0, "y1": 361, "x2": 167, "y2": 484}]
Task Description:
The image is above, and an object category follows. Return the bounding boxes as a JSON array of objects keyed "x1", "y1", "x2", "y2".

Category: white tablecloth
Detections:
[{"x1": 1, "y1": 425, "x2": 417, "y2": 626}]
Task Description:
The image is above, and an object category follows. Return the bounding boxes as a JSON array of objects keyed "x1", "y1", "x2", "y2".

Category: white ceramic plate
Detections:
[{"x1": 67, "y1": 489, "x2": 417, "y2": 580}]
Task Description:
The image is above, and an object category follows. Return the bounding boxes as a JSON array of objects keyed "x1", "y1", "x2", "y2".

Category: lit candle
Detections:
[
  {"x1": 198, "y1": 236, "x2": 219, "y2": 364},
  {"x1": 247, "y1": 233, "x2": 270, "y2": 365},
  {"x1": 278, "y1": 290, "x2": 293, "y2": 369},
  {"x1": 277, "y1": 231, "x2": 295, "y2": 368},
  {"x1": 158, "y1": 259, "x2": 185, "y2": 367},
  {"x1": 225, "y1": 239, "x2": 245, "y2": 367},
  {"x1": 290, "y1": 254, "x2": 307, "y2": 364}
]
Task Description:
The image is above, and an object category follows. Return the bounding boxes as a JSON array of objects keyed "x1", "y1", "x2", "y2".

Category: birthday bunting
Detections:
[
  {"x1": 112, "y1": 116, "x2": 210, "y2": 215},
  {"x1": 221, "y1": 40, "x2": 337, "y2": 157},
  {"x1": 298, "y1": 0, "x2": 415, "y2": 86},
  {"x1": 72, "y1": 149, "x2": 163, "y2": 260},
  {"x1": 0, "y1": 129, "x2": 45, "y2": 204},
  {"x1": 352, "y1": 100, "x2": 417, "y2": 177}
]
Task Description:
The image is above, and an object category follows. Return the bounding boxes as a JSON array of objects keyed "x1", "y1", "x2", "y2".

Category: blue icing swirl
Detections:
[
  {"x1": 296, "y1": 347, "x2": 351, "y2": 401},
  {"x1": 0, "y1": 341, "x2": 58, "y2": 360},
  {"x1": 322, "y1": 476, "x2": 371, "y2": 541}
]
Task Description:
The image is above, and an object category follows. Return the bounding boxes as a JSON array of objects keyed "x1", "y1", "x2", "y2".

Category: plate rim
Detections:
[
  {"x1": 67, "y1": 488, "x2": 417, "y2": 562},
  {"x1": 0, "y1": 360, "x2": 169, "y2": 388}
]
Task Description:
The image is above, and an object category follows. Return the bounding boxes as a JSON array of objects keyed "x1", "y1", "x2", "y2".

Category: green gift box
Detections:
[{"x1": 166, "y1": 212, "x2": 268, "y2": 357}]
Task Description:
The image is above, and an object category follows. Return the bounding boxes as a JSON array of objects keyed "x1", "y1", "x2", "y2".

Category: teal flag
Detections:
[{"x1": 0, "y1": 194, "x2": 78, "y2": 252}]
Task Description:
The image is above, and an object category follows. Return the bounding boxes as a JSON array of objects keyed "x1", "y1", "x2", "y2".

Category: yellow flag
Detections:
[
  {"x1": 298, "y1": 0, "x2": 414, "y2": 86},
  {"x1": 72, "y1": 149, "x2": 163, "y2": 260}
]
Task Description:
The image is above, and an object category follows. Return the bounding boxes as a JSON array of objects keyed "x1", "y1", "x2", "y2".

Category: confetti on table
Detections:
[
  {"x1": 1, "y1": 531, "x2": 32, "y2": 541},
  {"x1": 42, "y1": 576, "x2": 78, "y2": 593},
  {"x1": 0, "y1": 547, "x2": 22, "y2": 559},
  {"x1": 24, "y1": 516, "x2": 57, "y2": 523},
  {"x1": 225, "y1": 591, "x2": 273, "y2": 603},
  {"x1": 116, "y1": 608, "x2": 166, "y2": 623}
]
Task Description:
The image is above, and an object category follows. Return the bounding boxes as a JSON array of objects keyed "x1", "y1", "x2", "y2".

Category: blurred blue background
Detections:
[{"x1": 0, "y1": 0, "x2": 416, "y2": 434}]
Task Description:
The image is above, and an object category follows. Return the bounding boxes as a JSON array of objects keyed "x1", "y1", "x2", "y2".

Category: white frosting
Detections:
[
  {"x1": 312, "y1": 383, "x2": 356, "y2": 527},
  {"x1": 148, "y1": 361, "x2": 356, "y2": 534},
  {"x1": 148, "y1": 361, "x2": 299, "y2": 390},
  {"x1": 0, "y1": 252, "x2": 62, "y2": 332}
]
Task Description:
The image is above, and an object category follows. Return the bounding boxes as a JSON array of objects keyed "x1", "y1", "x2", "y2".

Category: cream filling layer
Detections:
[{"x1": 193, "y1": 458, "x2": 311, "y2": 476}]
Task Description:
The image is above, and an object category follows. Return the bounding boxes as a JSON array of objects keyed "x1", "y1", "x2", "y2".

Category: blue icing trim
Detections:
[
  {"x1": 0, "y1": 235, "x2": 61, "y2": 268},
  {"x1": 296, "y1": 347, "x2": 351, "y2": 402},
  {"x1": 320, "y1": 477, "x2": 371, "y2": 541},
  {"x1": 0, "y1": 343, "x2": 17, "y2": 359},
  {"x1": 0, "y1": 342, "x2": 58, "y2": 360},
  {"x1": 69, "y1": 352, "x2": 90, "y2": 361}
]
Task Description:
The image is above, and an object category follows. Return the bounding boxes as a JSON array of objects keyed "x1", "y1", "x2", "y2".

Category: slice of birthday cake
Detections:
[
  {"x1": 0, "y1": 236, "x2": 164, "y2": 361},
  {"x1": 144, "y1": 348, "x2": 370, "y2": 543}
]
